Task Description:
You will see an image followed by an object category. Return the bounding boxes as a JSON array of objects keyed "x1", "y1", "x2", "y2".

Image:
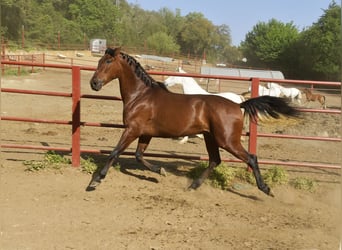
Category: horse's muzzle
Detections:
[{"x1": 90, "y1": 78, "x2": 103, "y2": 91}]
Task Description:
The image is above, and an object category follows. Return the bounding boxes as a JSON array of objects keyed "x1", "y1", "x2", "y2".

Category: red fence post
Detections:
[
  {"x1": 72, "y1": 66, "x2": 81, "y2": 167},
  {"x1": 248, "y1": 77, "x2": 260, "y2": 155}
]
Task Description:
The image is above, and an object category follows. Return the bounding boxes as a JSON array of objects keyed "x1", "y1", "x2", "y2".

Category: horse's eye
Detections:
[{"x1": 106, "y1": 59, "x2": 112, "y2": 64}]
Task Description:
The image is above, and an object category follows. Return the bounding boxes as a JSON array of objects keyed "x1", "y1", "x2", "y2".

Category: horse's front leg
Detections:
[
  {"x1": 135, "y1": 135, "x2": 166, "y2": 176},
  {"x1": 86, "y1": 129, "x2": 137, "y2": 191}
]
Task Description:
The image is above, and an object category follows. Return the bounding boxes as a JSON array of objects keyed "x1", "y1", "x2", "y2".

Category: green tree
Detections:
[
  {"x1": 207, "y1": 24, "x2": 238, "y2": 64},
  {"x1": 158, "y1": 7, "x2": 184, "y2": 39},
  {"x1": 24, "y1": 1, "x2": 60, "y2": 44},
  {"x1": 146, "y1": 31, "x2": 180, "y2": 55},
  {"x1": 119, "y1": 5, "x2": 166, "y2": 48},
  {"x1": 296, "y1": 2, "x2": 341, "y2": 81},
  {"x1": 179, "y1": 12, "x2": 215, "y2": 57},
  {"x1": 240, "y1": 19, "x2": 299, "y2": 72},
  {"x1": 0, "y1": 0, "x2": 25, "y2": 40},
  {"x1": 69, "y1": 0, "x2": 121, "y2": 42}
]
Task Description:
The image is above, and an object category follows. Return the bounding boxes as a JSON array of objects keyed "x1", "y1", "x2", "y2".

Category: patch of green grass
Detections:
[
  {"x1": 44, "y1": 151, "x2": 70, "y2": 164},
  {"x1": 210, "y1": 164, "x2": 237, "y2": 189},
  {"x1": 188, "y1": 163, "x2": 289, "y2": 190},
  {"x1": 23, "y1": 160, "x2": 47, "y2": 171},
  {"x1": 23, "y1": 152, "x2": 121, "y2": 174},
  {"x1": 262, "y1": 166, "x2": 289, "y2": 187},
  {"x1": 80, "y1": 156, "x2": 98, "y2": 174},
  {"x1": 24, "y1": 151, "x2": 70, "y2": 171},
  {"x1": 290, "y1": 177, "x2": 316, "y2": 192},
  {"x1": 187, "y1": 161, "x2": 207, "y2": 179},
  {"x1": 3, "y1": 68, "x2": 31, "y2": 76},
  {"x1": 234, "y1": 167, "x2": 256, "y2": 185},
  {"x1": 79, "y1": 155, "x2": 121, "y2": 174},
  {"x1": 187, "y1": 162, "x2": 242, "y2": 190}
]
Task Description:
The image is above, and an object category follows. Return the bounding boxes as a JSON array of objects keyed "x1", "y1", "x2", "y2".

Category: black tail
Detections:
[{"x1": 240, "y1": 96, "x2": 300, "y2": 122}]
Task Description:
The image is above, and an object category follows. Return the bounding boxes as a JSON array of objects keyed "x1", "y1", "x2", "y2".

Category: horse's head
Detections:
[
  {"x1": 90, "y1": 47, "x2": 122, "y2": 91},
  {"x1": 302, "y1": 88, "x2": 310, "y2": 95},
  {"x1": 164, "y1": 76, "x2": 177, "y2": 87},
  {"x1": 164, "y1": 67, "x2": 189, "y2": 87}
]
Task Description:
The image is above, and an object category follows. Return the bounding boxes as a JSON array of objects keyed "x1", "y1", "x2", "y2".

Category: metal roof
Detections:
[
  {"x1": 140, "y1": 54, "x2": 174, "y2": 63},
  {"x1": 200, "y1": 66, "x2": 284, "y2": 79}
]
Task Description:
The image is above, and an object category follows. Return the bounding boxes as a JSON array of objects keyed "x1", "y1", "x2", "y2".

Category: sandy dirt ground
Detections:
[{"x1": 0, "y1": 51, "x2": 341, "y2": 249}]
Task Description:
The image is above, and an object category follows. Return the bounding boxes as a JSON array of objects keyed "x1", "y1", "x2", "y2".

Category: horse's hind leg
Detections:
[
  {"x1": 247, "y1": 154, "x2": 273, "y2": 196},
  {"x1": 189, "y1": 133, "x2": 221, "y2": 189},
  {"x1": 221, "y1": 137, "x2": 273, "y2": 196},
  {"x1": 135, "y1": 135, "x2": 166, "y2": 176}
]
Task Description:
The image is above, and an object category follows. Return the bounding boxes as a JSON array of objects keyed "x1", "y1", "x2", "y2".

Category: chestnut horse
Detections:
[
  {"x1": 87, "y1": 47, "x2": 300, "y2": 196},
  {"x1": 303, "y1": 88, "x2": 326, "y2": 109}
]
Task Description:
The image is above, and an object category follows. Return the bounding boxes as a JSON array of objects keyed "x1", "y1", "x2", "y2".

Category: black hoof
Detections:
[
  {"x1": 262, "y1": 185, "x2": 274, "y2": 197},
  {"x1": 85, "y1": 180, "x2": 100, "y2": 192},
  {"x1": 188, "y1": 179, "x2": 201, "y2": 190},
  {"x1": 85, "y1": 173, "x2": 106, "y2": 191},
  {"x1": 267, "y1": 189, "x2": 275, "y2": 197},
  {"x1": 85, "y1": 186, "x2": 96, "y2": 192}
]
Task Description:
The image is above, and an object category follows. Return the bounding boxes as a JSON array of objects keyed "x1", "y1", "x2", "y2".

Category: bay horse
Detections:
[
  {"x1": 87, "y1": 47, "x2": 300, "y2": 196},
  {"x1": 302, "y1": 88, "x2": 326, "y2": 109},
  {"x1": 164, "y1": 67, "x2": 244, "y2": 144}
]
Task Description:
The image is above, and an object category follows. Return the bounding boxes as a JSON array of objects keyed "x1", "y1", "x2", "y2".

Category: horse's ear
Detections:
[
  {"x1": 105, "y1": 47, "x2": 115, "y2": 57},
  {"x1": 114, "y1": 47, "x2": 121, "y2": 57}
]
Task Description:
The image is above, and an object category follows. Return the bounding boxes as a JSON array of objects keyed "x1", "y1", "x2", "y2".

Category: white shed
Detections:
[{"x1": 90, "y1": 39, "x2": 107, "y2": 54}]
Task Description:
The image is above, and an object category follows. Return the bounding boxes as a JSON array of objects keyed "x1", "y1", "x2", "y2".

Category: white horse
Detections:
[
  {"x1": 267, "y1": 82, "x2": 302, "y2": 103},
  {"x1": 164, "y1": 67, "x2": 245, "y2": 144},
  {"x1": 248, "y1": 84, "x2": 282, "y2": 97},
  {"x1": 165, "y1": 68, "x2": 245, "y2": 103}
]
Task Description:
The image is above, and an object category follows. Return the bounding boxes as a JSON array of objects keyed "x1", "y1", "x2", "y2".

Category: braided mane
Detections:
[{"x1": 105, "y1": 48, "x2": 168, "y2": 91}]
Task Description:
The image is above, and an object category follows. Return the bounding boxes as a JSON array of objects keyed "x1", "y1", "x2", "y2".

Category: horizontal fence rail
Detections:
[{"x1": 1, "y1": 60, "x2": 341, "y2": 170}]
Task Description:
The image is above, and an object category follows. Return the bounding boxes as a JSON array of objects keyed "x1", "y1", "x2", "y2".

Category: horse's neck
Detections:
[
  {"x1": 182, "y1": 78, "x2": 208, "y2": 95},
  {"x1": 118, "y1": 64, "x2": 146, "y2": 104}
]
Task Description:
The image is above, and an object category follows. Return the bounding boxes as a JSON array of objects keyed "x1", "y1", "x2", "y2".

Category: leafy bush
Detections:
[
  {"x1": 188, "y1": 163, "x2": 289, "y2": 190},
  {"x1": 24, "y1": 151, "x2": 70, "y2": 171},
  {"x1": 234, "y1": 167, "x2": 256, "y2": 185},
  {"x1": 290, "y1": 177, "x2": 316, "y2": 191},
  {"x1": 262, "y1": 166, "x2": 289, "y2": 186},
  {"x1": 209, "y1": 164, "x2": 237, "y2": 189},
  {"x1": 23, "y1": 152, "x2": 117, "y2": 175},
  {"x1": 80, "y1": 156, "x2": 98, "y2": 174}
]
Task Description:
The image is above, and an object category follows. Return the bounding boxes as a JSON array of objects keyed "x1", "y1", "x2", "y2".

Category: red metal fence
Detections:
[{"x1": 1, "y1": 60, "x2": 341, "y2": 170}]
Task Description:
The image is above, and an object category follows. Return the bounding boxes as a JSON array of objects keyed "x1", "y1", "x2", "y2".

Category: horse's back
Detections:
[
  {"x1": 156, "y1": 90, "x2": 242, "y2": 119},
  {"x1": 194, "y1": 94, "x2": 243, "y2": 123},
  {"x1": 216, "y1": 92, "x2": 243, "y2": 103}
]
